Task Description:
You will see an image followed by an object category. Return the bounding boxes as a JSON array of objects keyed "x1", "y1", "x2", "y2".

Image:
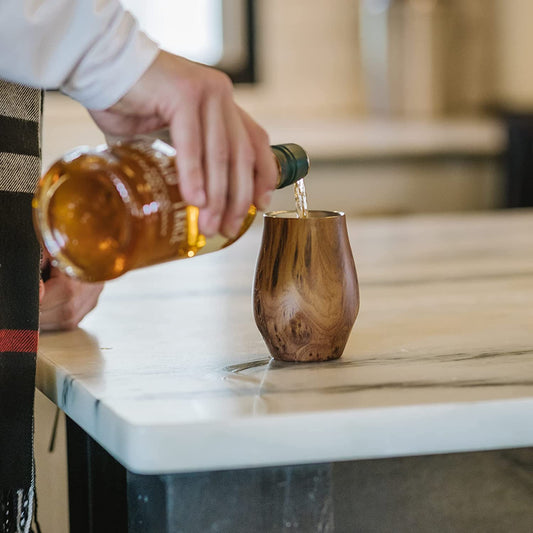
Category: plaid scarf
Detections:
[{"x1": 0, "y1": 81, "x2": 42, "y2": 533}]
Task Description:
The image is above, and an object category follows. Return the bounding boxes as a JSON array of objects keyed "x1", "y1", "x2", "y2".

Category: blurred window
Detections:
[{"x1": 121, "y1": 0, "x2": 255, "y2": 82}]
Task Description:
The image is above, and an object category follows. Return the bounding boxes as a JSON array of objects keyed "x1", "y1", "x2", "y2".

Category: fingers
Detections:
[
  {"x1": 237, "y1": 107, "x2": 278, "y2": 210},
  {"x1": 198, "y1": 91, "x2": 229, "y2": 236},
  {"x1": 40, "y1": 270, "x2": 104, "y2": 331},
  {"x1": 193, "y1": 71, "x2": 275, "y2": 238},
  {"x1": 39, "y1": 278, "x2": 45, "y2": 303},
  {"x1": 219, "y1": 99, "x2": 255, "y2": 238},
  {"x1": 169, "y1": 67, "x2": 257, "y2": 238},
  {"x1": 169, "y1": 102, "x2": 206, "y2": 208}
]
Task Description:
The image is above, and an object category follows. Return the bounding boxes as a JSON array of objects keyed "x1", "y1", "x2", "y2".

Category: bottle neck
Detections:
[{"x1": 272, "y1": 144, "x2": 310, "y2": 189}]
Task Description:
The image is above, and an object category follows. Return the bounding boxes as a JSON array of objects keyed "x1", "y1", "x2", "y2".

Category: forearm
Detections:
[{"x1": 0, "y1": 0, "x2": 159, "y2": 109}]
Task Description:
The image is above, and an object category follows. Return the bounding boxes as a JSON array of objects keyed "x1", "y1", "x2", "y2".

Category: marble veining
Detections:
[{"x1": 37, "y1": 209, "x2": 533, "y2": 473}]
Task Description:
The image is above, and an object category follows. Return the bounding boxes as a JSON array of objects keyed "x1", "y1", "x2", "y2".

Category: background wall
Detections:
[
  {"x1": 236, "y1": 0, "x2": 363, "y2": 119},
  {"x1": 493, "y1": 0, "x2": 533, "y2": 111}
]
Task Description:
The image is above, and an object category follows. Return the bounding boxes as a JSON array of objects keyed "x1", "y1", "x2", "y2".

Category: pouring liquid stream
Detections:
[{"x1": 294, "y1": 178, "x2": 309, "y2": 218}]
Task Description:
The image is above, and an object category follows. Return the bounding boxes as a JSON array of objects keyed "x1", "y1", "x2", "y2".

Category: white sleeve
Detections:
[{"x1": 0, "y1": 0, "x2": 160, "y2": 110}]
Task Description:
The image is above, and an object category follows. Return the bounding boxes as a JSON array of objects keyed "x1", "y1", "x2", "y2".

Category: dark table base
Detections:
[{"x1": 66, "y1": 418, "x2": 533, "y2": 533}]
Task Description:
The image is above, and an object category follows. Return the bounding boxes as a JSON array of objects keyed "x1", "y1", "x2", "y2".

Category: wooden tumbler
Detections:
[{"x1": 253, "y1": 211, "x2": 359, "y2": 362}]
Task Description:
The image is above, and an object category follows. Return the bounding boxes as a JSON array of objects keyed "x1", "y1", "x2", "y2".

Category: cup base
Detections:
[{"x1": 270, "y1": 351, "x2": 343, "y2": 363}]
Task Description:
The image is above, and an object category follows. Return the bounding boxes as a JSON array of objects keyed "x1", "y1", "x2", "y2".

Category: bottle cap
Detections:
[{"x1": 272, "y1": 144, "x2": 310, "y2": 189}]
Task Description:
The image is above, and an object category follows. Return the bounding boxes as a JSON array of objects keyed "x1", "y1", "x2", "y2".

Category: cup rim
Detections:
[{"x1": 263, "y1": 210, "x2": 345, "y2": 219}]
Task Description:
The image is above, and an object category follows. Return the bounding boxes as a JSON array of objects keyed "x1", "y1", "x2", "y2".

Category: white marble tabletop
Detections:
[{"x1": 36, "y1": 209, "x2": 533, "y2": 474}]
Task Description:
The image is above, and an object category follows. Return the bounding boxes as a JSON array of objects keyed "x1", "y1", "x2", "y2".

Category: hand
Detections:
[
  {"x1": 40, "y1": 260, "x2": 104, "y2": 331},
  {"x1": 89, "y1": 51, "x2": 278, "y2": 238}
]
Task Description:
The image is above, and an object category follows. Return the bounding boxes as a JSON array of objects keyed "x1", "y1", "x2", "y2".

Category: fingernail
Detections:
[
  {"x1": 201, "y1": 214, "x2": 221, "y2": 237},
  {"x1": 230, "y1": 220, "x2": 243, "y2": 239},
  {"x1": 192, "y1": 189, "x2": 207, "y2": 207},
  {"x1": 257, "y1": 191, "x2": 272, "y2": 211},
  {"x1": 221, "y1": 221, "x2": 238, "y2": 240}
]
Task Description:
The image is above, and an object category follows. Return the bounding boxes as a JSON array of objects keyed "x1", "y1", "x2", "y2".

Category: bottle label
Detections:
[
  {"x1": 111, "y1": 138, "x2": 237, "y2": 263},
  {"x1": 169, "y1": 203, "x2": 188, "y2": 245},
  {"x1": 123, "y1": 140, "x2": 190, "y2": 247},
  {"x1": 132, "y1": 150, "x2": 173, "y2": 237}
]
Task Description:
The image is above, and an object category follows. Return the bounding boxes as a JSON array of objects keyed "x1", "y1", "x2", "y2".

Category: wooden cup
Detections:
[{"x1": 253, "y1": 211, "x2": 359, "y2": 362}]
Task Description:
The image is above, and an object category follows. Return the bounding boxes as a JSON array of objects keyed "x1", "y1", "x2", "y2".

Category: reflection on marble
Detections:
[{"x1": 37, "y1": 210, "x2": 533, "y2": 473}]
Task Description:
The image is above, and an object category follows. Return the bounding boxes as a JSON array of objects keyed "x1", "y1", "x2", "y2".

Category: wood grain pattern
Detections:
[{"x1": 253, "y1": 211, "x2": 359, "y2": 362}]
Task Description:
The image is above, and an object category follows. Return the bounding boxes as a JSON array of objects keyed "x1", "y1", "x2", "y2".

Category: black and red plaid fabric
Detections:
[{"x1": 0, "y1": 80, "x2": 42, "y2": 533}]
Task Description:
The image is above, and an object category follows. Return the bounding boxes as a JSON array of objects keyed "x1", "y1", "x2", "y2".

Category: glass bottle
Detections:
[{"x1": 32, "y1": 139, "x2": 309, "y2": 282}]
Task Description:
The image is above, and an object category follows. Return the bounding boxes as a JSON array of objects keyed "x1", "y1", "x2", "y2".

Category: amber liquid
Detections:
[
  {"x1": 33, "y1": 140, "x2": 255, "y2": 282},
  {"x1": 294, "y1": 178, "x2": 309, "y2": 218}
]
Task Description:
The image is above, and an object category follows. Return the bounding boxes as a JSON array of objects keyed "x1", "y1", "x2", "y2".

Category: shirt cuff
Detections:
[{"x1": 60, "y1": 10, "x2": 160, "y2": 110}]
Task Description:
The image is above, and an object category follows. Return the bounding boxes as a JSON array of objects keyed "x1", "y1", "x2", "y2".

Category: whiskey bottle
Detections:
[{"x1": 32, "y1": 139, "x2": 309, "y2": 282}]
